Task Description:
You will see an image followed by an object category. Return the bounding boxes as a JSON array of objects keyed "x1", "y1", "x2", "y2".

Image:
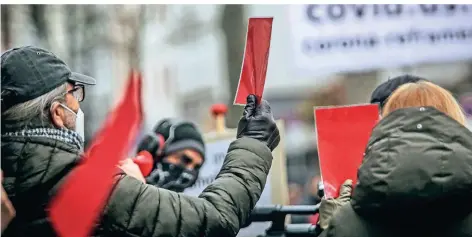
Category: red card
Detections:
[
  {"x1": 234, "y1": 17, "x2": 273, "y2": 105},
  {"x1": 49, "y1": 70, "x2": 143, "y2": 237},
  {"x1": 315, "y1": 104, "x2": 379, "y2": 199}
]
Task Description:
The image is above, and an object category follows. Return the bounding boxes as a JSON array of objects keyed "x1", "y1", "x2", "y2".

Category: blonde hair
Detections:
[{"x1": 382, "y1": 81, "x2": 466, "y2": 125}]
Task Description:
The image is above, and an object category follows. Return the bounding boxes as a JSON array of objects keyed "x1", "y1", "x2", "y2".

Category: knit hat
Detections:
[
  {"x1": 153, "y1": 119, "x2": 205, "y2": 160},
  {"x1": 370, "y1": 74, "x2": 427, "y2": 111}
]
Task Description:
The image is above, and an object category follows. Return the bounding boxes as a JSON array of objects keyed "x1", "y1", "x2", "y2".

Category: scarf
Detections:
[{"x1": 2, "y1": 127, "x2": 84, "y2": 151}]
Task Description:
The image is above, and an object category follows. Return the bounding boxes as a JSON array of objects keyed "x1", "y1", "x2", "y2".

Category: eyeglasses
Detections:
[{"x1": 66, "y1": 85, "x2": 85, "y2": 102}]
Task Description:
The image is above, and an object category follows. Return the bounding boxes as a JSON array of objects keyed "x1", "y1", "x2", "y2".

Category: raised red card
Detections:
[
  {"x1": 234, "y1": 17, "x2": 273, "y2": 105},
  {"x1": 49, "y1": 70, "x2": 143, "y2": 237},
  {"x1": 315, "y1": 104, "x2": 379, "y2": 199}
]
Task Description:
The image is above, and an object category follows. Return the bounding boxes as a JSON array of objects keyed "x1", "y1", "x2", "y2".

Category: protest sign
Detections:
[
  {"x1": 183, "y1": 121, "x2": 288, "y2": 237},
  {"x1": 234, "y1": 17, "x2": 274, "y2": 105},
  {"x1": 315, "y1": 104, "x2": 379, "y2": 199}
]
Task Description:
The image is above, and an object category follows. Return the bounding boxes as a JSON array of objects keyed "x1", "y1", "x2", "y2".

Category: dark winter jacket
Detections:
[
  {"x1": 321, "y1": 107, "x2": 472, "y2": 237},
  {"x1": 1, "y1": 122, "x2": 273, "y2": 237}
]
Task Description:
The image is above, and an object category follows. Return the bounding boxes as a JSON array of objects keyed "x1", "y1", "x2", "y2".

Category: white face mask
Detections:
[{"x1": 60, "y1": 104, "x2": 85, "y2": 140}]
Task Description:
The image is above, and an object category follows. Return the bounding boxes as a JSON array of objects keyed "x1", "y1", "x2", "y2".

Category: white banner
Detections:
[{"x1": 289, "y1": 4, "x2": 472, "y2": 75}]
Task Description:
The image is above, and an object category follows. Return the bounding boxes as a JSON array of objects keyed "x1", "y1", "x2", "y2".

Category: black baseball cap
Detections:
[
  {"x1": 370, "y1": 74, "x2": 427, "y2": 110},
  {"x1": 1, "y1": 46, "x2": 96, "y2": 112}
]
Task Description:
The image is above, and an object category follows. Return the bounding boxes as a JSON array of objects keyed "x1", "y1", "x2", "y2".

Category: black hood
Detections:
[{"x1": 351, "y1": 107, "x2": 472, "y2": 227}]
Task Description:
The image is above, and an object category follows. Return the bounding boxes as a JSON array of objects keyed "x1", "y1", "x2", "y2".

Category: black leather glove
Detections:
[{"x1": 237, "y1": 94, "x2": 280, "y2": 151}]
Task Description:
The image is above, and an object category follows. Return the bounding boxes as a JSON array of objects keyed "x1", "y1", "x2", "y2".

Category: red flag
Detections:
[
  {"x1": 315, "y1": 104, "x2": 379, "y2": 199},
  {"x1": 234, "y1": 17, "x2": 273, "y2": 105},
  {"x1": 49, "y1": 70, "x2": 143, "y2": 237}
]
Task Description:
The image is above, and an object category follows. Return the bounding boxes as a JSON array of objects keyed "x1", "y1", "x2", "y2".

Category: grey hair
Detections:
[{"x1": 2, "y1": 83, "x2": 68, "y2": 127}]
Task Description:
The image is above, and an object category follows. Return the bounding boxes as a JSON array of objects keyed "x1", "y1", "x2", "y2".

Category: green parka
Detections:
[{"x1": 2, "y1": 124, "x2": 272, "y2": 237}]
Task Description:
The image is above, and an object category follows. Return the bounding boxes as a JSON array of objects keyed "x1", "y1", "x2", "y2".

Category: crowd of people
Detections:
[{"x1": 1, "y1": 46, "x2": 471, "y2": 237}]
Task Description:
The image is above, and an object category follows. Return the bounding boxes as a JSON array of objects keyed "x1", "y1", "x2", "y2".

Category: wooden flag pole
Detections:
[{"x1": 210, "y1": 104, "x2": 228, "y2": 134}]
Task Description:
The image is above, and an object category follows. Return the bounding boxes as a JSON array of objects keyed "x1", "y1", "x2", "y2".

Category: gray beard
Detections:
[{"x1": 64, "y1": 113, "x2": 76, "y2": 131}]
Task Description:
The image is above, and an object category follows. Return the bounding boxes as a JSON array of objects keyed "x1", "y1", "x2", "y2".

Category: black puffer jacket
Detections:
[
  {"x1": 321, "y1": 107, "x2": 472, "y2": 237},
  {"x1": 1, "y1": 124, "x2": 273, "y2": 237}
]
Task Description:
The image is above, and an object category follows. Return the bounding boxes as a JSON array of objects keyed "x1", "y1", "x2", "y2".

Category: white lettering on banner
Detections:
[
  {"x1": 289, "y1": 4, "x2": 472, "y2": 75},
  {"x1": 183, "y1": 138, "x2": 273, "y2": 237}
]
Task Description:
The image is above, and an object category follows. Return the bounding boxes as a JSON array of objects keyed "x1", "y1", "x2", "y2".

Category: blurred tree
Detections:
[
  {"x1": 1, "y1": 5, "x2": 11, "y2": 50},
  {"x1": 109, "y1": 5, "x2": 144, "y2": 70},
  {"x1": 221, "y1": 5, "x2": 245, "y2": 128},
  {"x1": 81, "y1": 5, "x2": 101, "y2": 147},
  {"x1": 65, "y1": 5, "x2": 79, "y2": 66},
  {"x1": 1, "y1": 5, "x2": 150, "y2": 146},
  {"x1": 30, "y1": 5, "x2": 47, "y2": 42},
  {"x1": 80, "y1": 5, "x2": 146, "y2": 146}
]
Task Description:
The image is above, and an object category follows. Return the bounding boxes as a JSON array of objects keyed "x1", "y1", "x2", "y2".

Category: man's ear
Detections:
[{"x1": 50, "y1": 102, "x2": 65, "y2": 128}]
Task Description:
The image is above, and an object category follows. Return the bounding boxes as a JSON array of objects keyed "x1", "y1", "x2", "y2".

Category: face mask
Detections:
[
  {"x1": 145, "y1": 161, "x2": 198, "y2": 192},
  {"x1": 60, "y1": 104, "x2": 85, "y2": 140}
]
